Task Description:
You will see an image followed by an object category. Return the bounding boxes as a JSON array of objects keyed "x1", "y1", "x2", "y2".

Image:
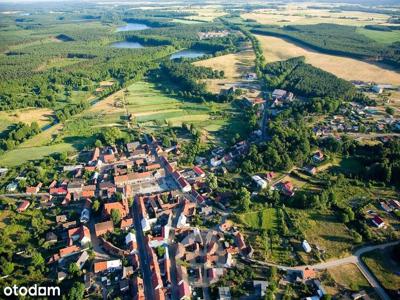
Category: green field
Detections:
[
  {"x1": 0, "y1": 81, "x2": 247, "y2": 166},
  {"x1": 357, "y1": 28, "x2": 400, "y2": 44},
  {"x1": 362, "y1": 247, "x2": 400, "y2": 293},
  {"x1": 238, "y1": 208, "x2": 277, "y2": 231},
  {"x1": 288, "y1": 209, "x2": 354, "y2": 259},
  {"x1": 105, "y1": 81, "x2": 246, "y2": 141},
  {"x1": 0, "y1": 138, "x2": 92, "y2": 167}
]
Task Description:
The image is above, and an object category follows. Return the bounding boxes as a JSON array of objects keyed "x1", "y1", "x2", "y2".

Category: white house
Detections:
[
  {"x1": 302, "y1": 240, "x2": 312, "y2": 253},
  {"x1": 251, "y1": 175, "x2": 268, "y2": 189}
]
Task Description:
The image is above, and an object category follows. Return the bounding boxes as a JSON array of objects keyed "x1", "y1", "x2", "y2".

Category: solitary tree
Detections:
[{"x1": 111, "y1": 209, "x2": 121, "y2": 225}]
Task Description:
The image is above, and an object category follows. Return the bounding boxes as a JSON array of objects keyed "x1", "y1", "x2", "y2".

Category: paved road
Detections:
[
  {"x1": 246, "y1": 240, "x2": 400, "y2": 300},
  {"x1": 132, "y1": 200, "x2": 155, "y2": 300}
]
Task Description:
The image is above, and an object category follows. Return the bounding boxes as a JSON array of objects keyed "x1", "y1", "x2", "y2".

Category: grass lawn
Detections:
[
  {"x1": 287, "y1": 209, "x2": 354, "y2": 259},
  {"x1": 238, "y1": 208, "x2": 277, "y2": 231},
  {"x1": 0, "y1": 137, "x2": 92, "y2": 166},
  {"x1": 362, "y1": 247, "x2": 400, "y2": 293},
  {"x1": 357, "y1": 28, "x2": 400, "y2": 44}
]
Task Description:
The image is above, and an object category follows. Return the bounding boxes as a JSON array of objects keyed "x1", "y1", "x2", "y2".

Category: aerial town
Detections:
[{"x1": 1, "y1": 0, "x2": 400, "y2": 299}]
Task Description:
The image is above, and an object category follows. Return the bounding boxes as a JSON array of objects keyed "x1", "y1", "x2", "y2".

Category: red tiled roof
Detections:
[
  {"x1": 178, "y1": 281, "x2": 191, "y2": 299},
  {"x1": 193, "y1": 166, "x2": 205, "y2": 176},
  {"x1": 81, "y1": 190, "x2": 95, "y2": 198},
  {"x1": 49, "y1": 187, "x2": 67, "y2": 195},
  {"x1": 95, "y1": 221, "x2": 114, "y2": 237},
  {"x1": 103, "y1": 201, "x2": 129, "y2": 218},
  {"x1": 94, "y1": 261, "x2": 107, "y2": 273},
  {"x1": 103, "y1": 154, "x2": 115, "y2": 163},
  {"x1": 146, "y1": 163, "x2": 161, "y2": 171},
  {"x1": 17, "y1": 200, "x2": 30, "y2": 212},
  {"x1": 178, "y1": 177, "x2": 190, "y2": 188},
  {"x1": 59, "y1": 245, "x2": 80, "y2": 257},
  {"x1": 373, "y1": 215, "x2": 384, "y2": 225}
]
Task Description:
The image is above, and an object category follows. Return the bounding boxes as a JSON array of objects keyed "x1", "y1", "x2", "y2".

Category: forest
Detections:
[{"x1": 263, "y1": 57, "x2": 356, "y2": 100}]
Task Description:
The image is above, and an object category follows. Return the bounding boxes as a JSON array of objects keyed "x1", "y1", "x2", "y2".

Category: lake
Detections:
[
  {"x1": 116, "y1": 23, "x2": 150, "y2": 32},
  {"x1": 111, "y1": 41, "x2": 144, "y2": 49},
  {"x1": 170, "y1": 49, "x2": 207, "y2": 60}
]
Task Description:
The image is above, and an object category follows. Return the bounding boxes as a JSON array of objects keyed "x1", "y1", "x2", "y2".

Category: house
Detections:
[
  {"x1": 253, "y1": 280, "x2": 269, "y2": 297},
  {"x1": 94, "y1": 259, "x2": 122, "y2": 273},
  {"x1": 17, "y1": 200, "x2": 30, "y2": 213},
  {"x1": 103, "y1": 199, "x2": 129, "y2": 219},
  {"x1": 59, "y1": 245, "x2": 81, "y2": 258},
  {"x1": 26, "y1": 182, "x2": 42, "y2": 194},
  {"x1": 303, "y1": 165, "x2": 317, "y2": 176},
  {"x1": 125, "y1": 232, "x2": 137, "y2": 253},
  {"x1": 218, "y1": 287, "x2": 231, "y2": 300},
  {"x1": 178, "y1": 177, "x2": 191, "y2": 192},
  {"x1": 178, "y1": 280, "x2": 191, "y2": 300},
  {"x1": 380, "y1": 201, "x2": 392, "y2": 213},
  {"x1": 312, "y1": 151, "x2": 324, "y2": 163},
  {"x1": 120, "y1": 217, "x2": 133, "y2": 230},
  {"x1": 57, "y1": 271, "x2": 67, "y2": 282},
  {"x1": 301, "y1": 267, "x2": 316, "y2": 280},
  {"x1": 45, "y1": 232, "x2": 58, "y2": 243},
  {"x1": 6, "y1": 182, "x2": 17, "y2": 192},
  {"x1": 282, "y1": 181, "x2": 294, "y2": 197},
  {"x1": 95, "y1": 220, "x2": 114, "y2": 237},
  {"x1": 193, "y1": 166, "x2": 205, "y2": 178},
  {"x1": 372, "y1": 215, "x2": 385, "y2": 228},
  {"x1": 76, "y1": 251, "x2": 89, "y2": 270},
  {"x1": 272, "y1": 89, "x2": 287, "y2": 100},
  {"x1": 0, "y1": 168, "x2": 8, "y2": 178},
  {"x1": 68, "y1": 226, "x2": 91, "y2": 246},
  {"x1": 302, "y1": 240, "x2": 312, "y2": 253},
  {"x1": 371, "y1": 85, "x2": 383, "y2": 94},
  {"x1": 252, "y1": 175, "x2": 268, "y2": 189},
  {"x1": 352, "y1": 290, "x2": 371, "y2": 300}
]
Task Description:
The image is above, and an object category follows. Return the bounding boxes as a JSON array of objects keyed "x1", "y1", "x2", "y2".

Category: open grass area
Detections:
[
  {"x1": 0, "y1": 108, "x2": 54, "y2": 129},
  {"x1": 288, "y1": 209, "x2": 354, "y2": 259},
  {"x1": 0, "y1": 142, "x2": 75, "y2": 166},
  {"x1": 326, "y1": 264, "x2": 374, "y2": 296},
  {"x1": 256, "y1": 34, "x2": 400, "y2": 85},
  {"x1": 85, "y1": 81, "x2": 246, "y2": 144},
  {"x1": 362, "y1": 247, "x2": 400, "y2": 293},
  {"x1": 357, "y1": 28, "x2": 400, "y2": 44},
  {"x1": 237, "y1": 208, "x2": 277, "y2": 231},
  {"x1": 35, "y1": 57, "x2": 87, "y2": 71}
]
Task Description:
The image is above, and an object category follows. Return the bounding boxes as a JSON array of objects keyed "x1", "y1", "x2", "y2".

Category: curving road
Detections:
[{"x1": 245, "y1": 240, "x2": 400, "y2": 300}]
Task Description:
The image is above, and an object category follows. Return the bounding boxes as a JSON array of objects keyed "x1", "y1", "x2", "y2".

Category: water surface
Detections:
[
  {"x1": 170, "y1": 49, "x2": 207, "y2": 60},
  {"x1": 111, "y1": 41, "x2": 144, "y2": 49},
  {"x1": 116, "y1": 23, "x2": 150, "y2": 32}
]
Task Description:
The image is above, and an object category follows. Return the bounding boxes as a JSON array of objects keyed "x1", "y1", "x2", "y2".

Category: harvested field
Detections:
[
  {"x1": 0, "y1": 108, "x2": 54, "y2": 128},
  {"x1": 242, "y1": 3, "x2": 392, "y2": 27},
  {"x1": 194, "y1": 47, "x2": 259, "y2": 95},
  {"x1": 256, "y1": 35, "x2": 400, "y2": 85}
]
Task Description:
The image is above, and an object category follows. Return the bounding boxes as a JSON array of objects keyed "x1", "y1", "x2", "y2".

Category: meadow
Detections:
[
  {"x1": 256, "y1": 34, "x2": 400, "y2": 85},
  {"x1": 237, "y1": 208, "x2": 277, "y2": 231},
  {"x1": 362, "y1": 247, "x2": 400, "y2": 293},
  {"x1": 357, "y1": 28, "x2": 400, "y2": 44},
  {"x1": 287, "y1": 209, "x2": 354, "y2": 259},
  {"x1": 0, "y1": 81, "x2": 247, "y2": 166},
  {"x1": 325, "y1": 264, "x2": 375, "y2": 296}
]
